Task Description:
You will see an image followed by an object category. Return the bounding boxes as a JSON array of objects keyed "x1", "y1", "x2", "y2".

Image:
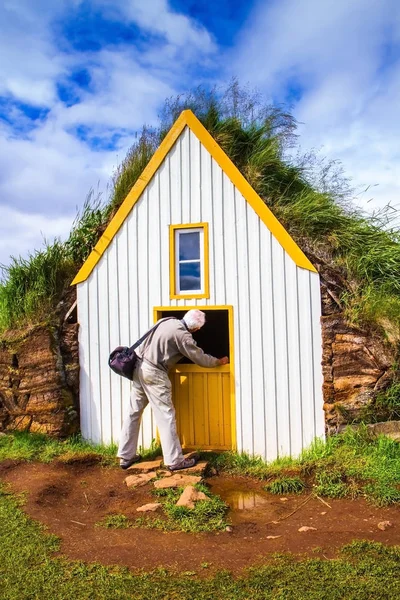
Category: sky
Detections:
[{"x1": 1, "y1": 0, "x2": 399, "y2": 270}]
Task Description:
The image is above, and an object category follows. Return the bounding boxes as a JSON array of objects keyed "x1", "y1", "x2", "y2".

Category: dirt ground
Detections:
[{"x1": 0, "y1": 459, "x2": 399, "y2": 574}]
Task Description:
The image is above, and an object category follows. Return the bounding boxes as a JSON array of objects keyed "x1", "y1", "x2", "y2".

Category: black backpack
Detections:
[{"x1": 108, "y1": 317, "x2": 176, "y2": 380}]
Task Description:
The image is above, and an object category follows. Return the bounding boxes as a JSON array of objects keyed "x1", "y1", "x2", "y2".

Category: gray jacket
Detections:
[{"x1": 136, "y1": 318, "x2": 220, "y2": 372}]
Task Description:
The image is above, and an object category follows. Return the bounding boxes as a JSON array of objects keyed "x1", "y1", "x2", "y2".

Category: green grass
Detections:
[
  {"x1": 1, "y1": 483, "x2": 400, "y2": 599},
  {"x1": 0, "y1": 431, "x2": 161, "y2": 465},
  {"x1": 96, "y1": 484, "x2": 229, "y2": 533},
  {"x1": 264, "y1": 476, "x2": 306, "y2": 495},
  {"x1": 207, "y1": 426, "x2": 400, "y2": 506},
  {"x1": 0, "y1": 431, "x2": 118, "y2": 465}
]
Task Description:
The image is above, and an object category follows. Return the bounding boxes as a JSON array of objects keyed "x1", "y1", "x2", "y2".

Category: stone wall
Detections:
[
  {"x1": 315, "y1": 252, "x2": 397, "y2": 433},
  {"x1": 0, "y1": 316, "x2": 79, "y2": 437}
]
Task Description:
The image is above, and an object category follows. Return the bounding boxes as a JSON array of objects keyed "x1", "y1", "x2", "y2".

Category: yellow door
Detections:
[{"x1": 170, "y1": 364, "x2": 232, "y2": 450}]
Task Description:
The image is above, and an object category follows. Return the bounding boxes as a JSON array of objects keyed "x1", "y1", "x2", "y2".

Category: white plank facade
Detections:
[{"x1": 75, "y1": 112, "x2": 325, "y2": 461}]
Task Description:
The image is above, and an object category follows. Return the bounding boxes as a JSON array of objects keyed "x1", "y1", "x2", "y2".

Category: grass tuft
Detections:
[{"x1": 264, "y1": 476, "x2": 305, "y2": 495}]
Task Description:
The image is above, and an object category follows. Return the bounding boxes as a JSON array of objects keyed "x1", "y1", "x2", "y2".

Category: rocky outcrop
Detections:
[
  {"x1": 311, "y1": 249, "x2": 398, "y2": 433},
  {"x1": 0, "y1": 315, "x2": 79, "y2": 437}
]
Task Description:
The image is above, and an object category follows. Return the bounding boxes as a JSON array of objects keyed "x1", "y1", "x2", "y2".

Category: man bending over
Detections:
[{"x1": 117, "y1": 309, "x2": 229, "y2": 471}]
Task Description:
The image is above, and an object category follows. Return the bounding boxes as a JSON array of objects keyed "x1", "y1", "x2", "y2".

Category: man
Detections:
[{"x1": 117, "y1": 309, "x2": 229, "y2": 471}]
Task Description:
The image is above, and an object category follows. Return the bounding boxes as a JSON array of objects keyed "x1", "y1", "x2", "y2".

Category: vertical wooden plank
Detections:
[
  {"x1": 208, "y1": 372, "x2": 223, "y2": 447},
  {"x1": 310, "y1": 271, "x2": 325, "y2": 442},
  {"x1": 107, "y1": 239, "x2": 123, "y2": 444},
  {"x1": 285, "y1": 256, "x2": 303, "y2": 457},
  {"x1": 146, "y1": 176, "x2": 162, "y2": 310},
  {"x1": 217, "y1": 373, "x2": 225, "y2": 447},
  {"x1": 245, "y1": 202, "x2": 265, "y2": 457},
  {"x1": 179, "y1": 128, "x2": 190, "y2": 223},
  {"x1": 136, "y1": 190, "x2": 154, "y2": 450},
  {"x1": 158, "y1": 159, "x2": 172, "y2": 305},
  {"x1": 203, "y1": 372, "x2": 210, "y2": 446},
  {"x1": 97, "y1": 258, "x2": 112, "y2": 444},
  {"x1": 115, "y1": 227, "x2": 132, "y2": 447},
  {"x1": 192, "y1": 373, "x2": 206, "y2": 446},
  {"x1": 77, "y1": 284, "x2": 91, "y2": 441},
  {"x1": 200, "y1": 143, "x2": 214, "y2": 303},
  {"x1": 189, "y1": 129, "x2": 201, "y2": 223},
  {"x1": 297, "y1": 269, "x2": 315, "y2": 449},
  {"x1": 222, "y1": 173, "x2": 241, "y2": 451},
  {"x1": 234, "y1": 189, "x2": 253, "y2": 455},
  {"x1": 211, "y1": 160, "x2": 226, "y2": 305},
  {"x1": 177, "y1": 374, "x2": 190, "y2": 447},
  {"x1": 87, "y1": 271, "x2": 102, "y2": 443},
  {"x1": 261, "y1": 231, "x2": 278, "y2": 461},
  {"x1": 271, "y1": 237, "x2": 291, "y2": 457},
  {"x1": 222, "y1": 374, "x2": 232, "y2": 447},
  {"x1": 169, "y1": 141, "x2": 181, "y2": 225}
]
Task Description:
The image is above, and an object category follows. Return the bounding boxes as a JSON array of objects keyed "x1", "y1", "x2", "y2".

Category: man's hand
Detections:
[{"x1": 218, "y1": 356, "x2": 229, "y2": 365}]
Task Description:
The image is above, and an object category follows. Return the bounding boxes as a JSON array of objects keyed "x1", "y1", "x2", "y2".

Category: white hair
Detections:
[{"x1": 183, "y1": 309, "x2": 206, "y2": 331}]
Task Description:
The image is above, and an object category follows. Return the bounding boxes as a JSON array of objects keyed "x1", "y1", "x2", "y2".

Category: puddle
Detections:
[
  {"x1": 209, "y1": 478, "x2": 270, "y2": 511},
  {"x1": 219, "y1": 489, "x2": 269, "y2": 511},
  {"x1": 208, "y1": 476, "x2": 290, "y2": 524}
]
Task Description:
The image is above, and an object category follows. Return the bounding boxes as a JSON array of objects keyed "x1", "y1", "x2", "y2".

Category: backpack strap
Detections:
[{"x1": 129, "y1": 317, "x2": 177, "y2": 352}]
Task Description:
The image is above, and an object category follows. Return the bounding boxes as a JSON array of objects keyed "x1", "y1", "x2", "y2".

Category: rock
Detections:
[
  {"x1": 267, "y1": 535, "x2": 281, "y2": 539},
  {"x1": 367, "y1": 422, "x2": 400, "y2": 442},
  {"x1": 225, "y1": 526, "x2": 233, "y2": 533},
  {"x1": 177, "y1": 461, "x2": 209, "y2": 475},
  {"x1": 0, "y1": 321, "x2": 79, "y2": 437},
  {"x1": 136, "y1": 503, "x2": 161, "y2": 512},
  {"x1": 157, "y1": 469, "x2": 172, "y2": 477},
  {"x1": 298, "y1": 526, "x2": 317, "y2": 532},
  {"x1": 377, "y1": 521, "x2": 393, "y2": 531},
  {"x1": 126, "y1": 458, "x2": 162, "y2": 473},
  {"x1": 153, "y1": 474, "x2": 202, "y2": 489},
  {"x1": 176, "y1": 485, "x2": 210, "y2": 509},
  {"x1": 125, "y1": 472, "x2": 156, "y2": 488},
  {"x1": 280, "y1": 497, "x2": 288, "y2": 502},
  {"x1": 320, "y1": 512, "x2": 327, "y2": 515}
]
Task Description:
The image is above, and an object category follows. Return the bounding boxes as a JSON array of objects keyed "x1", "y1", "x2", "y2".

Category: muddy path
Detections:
[{"x1": 0, "y1": 460, "x2": 399, "y2": 575}]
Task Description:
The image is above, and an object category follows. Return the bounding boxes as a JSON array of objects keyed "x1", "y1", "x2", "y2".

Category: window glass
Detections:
[
  {"x1": 179, "y1": 231, "x2": 200, "y2": 261},
  {"x1": 173, "y1": 225, "x2": 206, "y2": 296},
  {"x1": 179, "y1": 262, "x2": 201, "y2": 291}
]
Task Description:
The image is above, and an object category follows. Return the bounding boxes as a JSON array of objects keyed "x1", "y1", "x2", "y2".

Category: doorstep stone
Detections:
[
  {"x1": 125, "y1": 472, "x2": 157, "y2": 488},
  {"x1": 153, "y1": 474, "x2": 202, "y2": 489},
  {"x1": 176, "y1": 485, "x2": 210, "y2": 509},
  {"x1": 177, "y1": 461, "x2": 209, "y2": 475},
  {"x1": 126, "y1": 458, "x2": 163, "y2": 473}
]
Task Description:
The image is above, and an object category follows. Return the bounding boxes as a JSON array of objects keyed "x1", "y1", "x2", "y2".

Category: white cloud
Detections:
[
  {"x1": 231, "y1": 0, "x2": 400, "y2": 212},
  {"x1": 0, "y1": 0, "x2": 218, "y2": 268},
  {"x1": 0, "y1": 205, "x2": 74, "y2": 269}
]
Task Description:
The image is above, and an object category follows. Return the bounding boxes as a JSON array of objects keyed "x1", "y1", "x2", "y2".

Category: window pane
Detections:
[
  {"x1": 179, "y1": 231, "x2": 200, "y2": 261},
  {"x1": 179, "y1": 262, "x2": 201, "y2": 291}
]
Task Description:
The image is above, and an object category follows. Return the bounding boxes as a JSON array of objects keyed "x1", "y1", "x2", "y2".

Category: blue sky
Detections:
[{"x1": 0, "y1": 0, "x2": 399, "y2": 268}]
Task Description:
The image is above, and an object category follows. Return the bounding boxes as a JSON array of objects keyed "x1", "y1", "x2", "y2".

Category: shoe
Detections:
[
  {"x1": 119, "y1": 455, "x2": 141, "y2": 470},
  {"x1": 167, "y1": 457, "x2": 197, "y2": 472}
]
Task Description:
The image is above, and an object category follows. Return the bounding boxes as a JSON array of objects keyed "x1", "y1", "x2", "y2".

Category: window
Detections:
[{"x1": 170, "y1": 223, "x2": 209, "y2": 299}]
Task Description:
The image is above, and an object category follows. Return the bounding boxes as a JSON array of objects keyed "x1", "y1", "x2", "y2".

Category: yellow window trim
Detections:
[
  {"x1": 153, "y1": 305, "x2": 236, "y2": 451},
  {"x1": 71, "y1": 110, "x2": 315, "y2": 285},
  {"x1": 169, "y1": 222, "x2": 210, "y2": 300}
]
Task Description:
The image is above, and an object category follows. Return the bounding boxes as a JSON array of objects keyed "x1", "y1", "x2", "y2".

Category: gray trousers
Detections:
[{"x1": 117, "y1": 360, "x2": 184, "y2": 467}]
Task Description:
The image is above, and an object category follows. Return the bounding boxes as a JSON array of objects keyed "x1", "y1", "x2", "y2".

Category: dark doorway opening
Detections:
[{"x1": 159, "y1": 309, "x2": 230, "y2": 364}]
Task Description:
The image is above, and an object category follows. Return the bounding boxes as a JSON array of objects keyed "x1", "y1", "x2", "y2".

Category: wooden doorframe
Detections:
[{"x1": 153, "y1": 305, "x2": 236, "y2": 450}]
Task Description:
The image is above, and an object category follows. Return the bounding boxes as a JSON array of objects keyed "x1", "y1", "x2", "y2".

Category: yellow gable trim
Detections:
[
  {"x1": 72, "y1": 110, "x2": 315, "y2": 285},
  {"x1": 183, "y1": 111, "x2": 316, "y2": 273}
]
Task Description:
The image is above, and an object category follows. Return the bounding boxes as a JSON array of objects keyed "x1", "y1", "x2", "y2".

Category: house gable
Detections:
[{"x1": 72, "y1": 110, "x2": 315, "y2": 286}]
